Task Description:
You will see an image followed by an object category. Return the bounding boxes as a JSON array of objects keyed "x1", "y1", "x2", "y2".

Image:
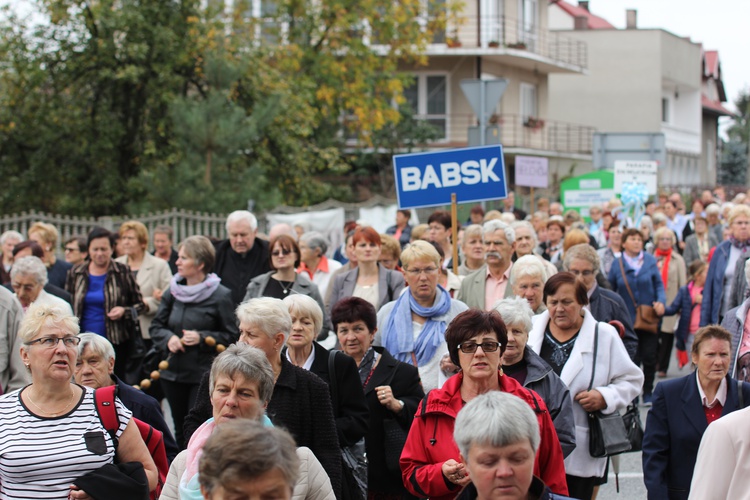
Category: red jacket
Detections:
[{"x1": 400, "y1": 372, "x2": 569, "y2": 499}]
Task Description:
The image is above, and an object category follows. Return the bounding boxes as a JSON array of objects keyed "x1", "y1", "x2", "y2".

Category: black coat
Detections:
[
  {"x1": 213, "y1": 238, "x2": 270, "y2": 305},
  {"x1": 305, "y1": 342, "x2": 369, "y2": 447},
  {"x1": 113, "y1": 375, "x2": 179, "y2": 463},
  {"x1": 362, "y1": 347, "x2": 423, "y2": 496},
  {"x1": 149, "y1": 283, "x2": 239, "y2": 384},
  {"x1": 183, "y1": 356, "x2": 343, "y2": 498},
  {"x1": 589, "y1": 285, "x2": 638, "y2": 361}
]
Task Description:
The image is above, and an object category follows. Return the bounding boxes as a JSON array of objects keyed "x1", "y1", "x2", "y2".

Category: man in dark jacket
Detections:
[
  {"x1": 74, "y1": 333, "x2": 179, "y2": 463},
  {"x1": 213, "y1": 210, "x2": 270, "y2": 305}
]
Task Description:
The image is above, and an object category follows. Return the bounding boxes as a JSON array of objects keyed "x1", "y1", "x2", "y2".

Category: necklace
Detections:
[
  {"x1": 26, "y1": 387, "x2": 76, "y2": 417},
  {"x1": 279, "y1": 280, "x2": 294, "y2": 295}
]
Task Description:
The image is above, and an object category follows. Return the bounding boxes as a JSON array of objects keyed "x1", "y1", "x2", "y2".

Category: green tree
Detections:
[{"x1": 719, "y1": 89, "x2": 750, "y2": 186}]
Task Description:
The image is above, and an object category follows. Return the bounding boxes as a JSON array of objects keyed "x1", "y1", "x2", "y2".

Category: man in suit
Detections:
[
  {"x1": 562, "y1": 243, "x2": 638, "y2": 360},
  {"x1": 457, "y1": 220, "x2": 516, "y2": 310},
  {"x1": 502, "y1": 192, "x2": 527, "y2": 220}
]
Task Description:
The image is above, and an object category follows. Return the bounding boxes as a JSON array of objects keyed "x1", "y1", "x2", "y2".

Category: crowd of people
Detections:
[{"x1": 0, "y1": 185, "x2": 749, "y2": 499}]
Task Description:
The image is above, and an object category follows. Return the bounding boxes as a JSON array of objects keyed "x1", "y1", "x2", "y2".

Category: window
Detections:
[
  {"x1": 518, "y1": 0, "x2": 538, "y2": 49},
  {"x1": 661, "y1": 97, "x2": 670, "y2": 123},
  {"x1": 403, "y1": 74, "x2": 448, "y2": 139},
  {"x1": 520, "y1": 83, "x2": 538, "y2": 121}
]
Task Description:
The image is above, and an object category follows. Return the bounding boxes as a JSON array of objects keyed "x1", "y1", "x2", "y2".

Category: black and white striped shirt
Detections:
[{"x1": 0, "y1": 385, "x2": 131, "y2": 499}]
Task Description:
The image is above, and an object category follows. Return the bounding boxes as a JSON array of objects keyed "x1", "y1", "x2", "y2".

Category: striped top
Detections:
[{"x1": 0, "y1": 385, "x2": 131, "y2": 499}]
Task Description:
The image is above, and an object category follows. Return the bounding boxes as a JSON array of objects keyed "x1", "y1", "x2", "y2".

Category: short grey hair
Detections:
[
  {"x1": 1, "y1": 230, "x2": 23, "y2": 246},
  {"x1": 19, "y1": 303, "x2": 79, "y2": 345},
  {"x1": 454, "y1": 391, "x2": 541, "y2": 460},
  {"x1": 509, "y1": 255, "x2": 547, "y2": 286},
  {"x1": 236, "y1": 298, "x2": 292, "y2": 342},
  {"x1": 640, "y1": 215, "x2": 654, "y2": 234},
  {"x1": 652, "y1": 212, "x2": 667, "y2": 226},
  {"x1": 179, "y1": 235, "x2": 216, "y2": 274},
  {"x1": 77, "y1": 332, "x2": 116, "y2": 361},
  {"x1": 209, "y1": 344, "x2": 275, "y2": 404},
  {"x1": 562, "y1": 243, "x2": 600, "y2": 272},
  {"x1": 226, "y1": 210, "x2": 258, "y2": 233},
  {"x1": 511, "y1": 220, "x2": 539, "y2": 247},
  {"x1": 493, "y1": 296, "x2": 533, "y2": 334},
  {"x1": 300, "y1": 231, "x2": 329, "y2": 256},
  {"x1": 283, "y1": 294, "x2": 323, "y2": 337},
  {"x1": 705, "y1": 203, "x2": 721, "y2": 216},
  {"x1": 482, "y1": 219, "x2": 515, "y2": 245},
  {"x1": 199, "y1": 421, "x2": 299, "y2": 497},
  {"x1": 10, "y1": 256, "x2": 48, "y2": 286}
]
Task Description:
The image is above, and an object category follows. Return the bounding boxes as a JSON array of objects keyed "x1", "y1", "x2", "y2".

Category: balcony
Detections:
[
  {"x1": 417, "y1": 113, "x2": 594, "y2": 154},
  {"x1": 425, "y1": 15, "x2": 588, "y2": 73}
]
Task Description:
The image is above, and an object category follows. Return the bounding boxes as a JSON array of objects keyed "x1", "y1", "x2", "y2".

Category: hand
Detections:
[
  {"x1": 575, "y1": 389, "x2": 606, "y2": 412},
  {"x1": 181, "y1": 330, "x2": 201, "y2": 346},
  {"x1": 106, "y1": 306, "x2": 125, "y2": 320},
  {"x1": 375, "y1": 385, "x2": 402, "y2": 413},
  {"x1": 653, "y1": 302, "x2": 665, "y2": 316},
  {"x1": 440, "y1": 354, "x2": 460, "y2": 376},
  {"x1": 152, "y1": 288, "x2": 163, "y2": 301},
  {"x1": 167, "y1": 335, "x2": 185, "y2": 353},
  {"x1": 441, "y1": 459, "x2": 471, "y2": 486},
  {"x1": 68, "y1": 485, "x2": 93, "y2": 499}
]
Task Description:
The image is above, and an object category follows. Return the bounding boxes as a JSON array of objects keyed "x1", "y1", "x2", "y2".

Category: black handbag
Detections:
[
  {"x1": 621, "y1": 403, "x2": 643, "y2": 452},
  {"x1": 379, "y1": 364, "x2": 409, "y2": 475},
  {"x1": 587, "y1": 324, "x2": 632, "y2": 458}
]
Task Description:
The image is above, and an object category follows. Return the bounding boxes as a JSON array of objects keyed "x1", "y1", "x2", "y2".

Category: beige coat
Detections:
[
  {"x1": 116, "y1": 252, "x2": 172, "y2": 339},
  {"x1": 160, "y1": 446, "x2": 334, "y2": 500},
  {"x1": 656, "y1": 252, "x2": 687, "y2": 334}
]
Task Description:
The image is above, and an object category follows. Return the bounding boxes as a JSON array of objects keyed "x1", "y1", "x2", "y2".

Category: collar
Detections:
[
  {"x1": 285, "y1": 345, "x2": 316, "y2": 371},
  {"x1": 297, "y1": 256, "x2": 330, "y2": 279},
  {"x1": 586, "y1": 283, "x2": 598, "y2": 299},
  {"x1": 696, "y1": 374, "x2": 728, "y2": 408},
  {"x1": 485, "y1": 264, "x2": 511, "y2": 281}
]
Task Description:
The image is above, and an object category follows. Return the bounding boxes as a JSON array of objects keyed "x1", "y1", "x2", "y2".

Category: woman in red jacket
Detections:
[{"x1": 399, "y1": 309, "x2": 568, "y2": 500}]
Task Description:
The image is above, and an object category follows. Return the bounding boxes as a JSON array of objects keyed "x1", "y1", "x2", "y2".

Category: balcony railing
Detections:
[
  {"x1": 430, "y1": 14, "x2": 588, "y2": 69},
  {"x1": 414, "y1": 113, "x2": 594, "y2": 154}
]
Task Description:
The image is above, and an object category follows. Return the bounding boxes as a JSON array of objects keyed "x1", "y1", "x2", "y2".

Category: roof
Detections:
[
  {"x1": 702, "y1": 95, "x2": 734, "y2": 117},
  {"x1": 704, "y1": 51, "x2": 720, "y2": 79},
  {"x1": 551, "y1": 0, "x2": 616, "y2": 29}
]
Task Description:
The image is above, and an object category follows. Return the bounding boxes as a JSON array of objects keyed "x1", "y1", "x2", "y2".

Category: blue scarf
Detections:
[{"x1": 383, "y1": 285, "x2": 451, "y2": 366}]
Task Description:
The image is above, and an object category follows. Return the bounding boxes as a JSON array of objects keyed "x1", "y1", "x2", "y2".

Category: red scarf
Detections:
[{"x1": 654, "y1": 248, "x2": 672, "y2": 287}]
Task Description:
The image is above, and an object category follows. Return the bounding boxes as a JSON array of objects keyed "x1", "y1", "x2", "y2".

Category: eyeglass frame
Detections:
[
  {"x1": 24, "y1": 336, "x2": 81, "y2": 349},
  {"x1": 271, "y1": 249, "x2": 294, "y2": 257},
  {"x1": 457, "y1": 340, "x2": 503, "y2": 354},
  {"x1": 404, "y1": 266, "x2": 440, "y2": 277}
]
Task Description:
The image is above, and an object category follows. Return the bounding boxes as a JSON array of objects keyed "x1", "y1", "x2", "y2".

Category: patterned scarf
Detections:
[{"x1": 730, "y1": 236, "x2": 750, "y2": 252}]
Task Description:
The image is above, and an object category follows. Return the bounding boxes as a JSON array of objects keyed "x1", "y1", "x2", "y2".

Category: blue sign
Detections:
[{"x1": 393, "y1": 145, "x2": 507, "y2": 209}]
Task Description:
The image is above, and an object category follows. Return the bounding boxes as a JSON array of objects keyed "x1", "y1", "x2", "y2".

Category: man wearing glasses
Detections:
[
  {"x1": 457, "y1": 220, "x2": 516, "y2": 311},
  {"x1": 10, "y1": 256, "x2": 73, "y2": 315},
  {"x1": 375, "y1": 240, "x2": 468, "y2": 391}
]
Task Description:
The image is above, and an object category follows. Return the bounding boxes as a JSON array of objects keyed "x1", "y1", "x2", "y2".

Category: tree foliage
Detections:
[
  {"x1": 719, "y1": 88, "x2": 750, "y2": 186},
  {"x1": 0, "y1": 0, "x2": 455, "y2": 216}
]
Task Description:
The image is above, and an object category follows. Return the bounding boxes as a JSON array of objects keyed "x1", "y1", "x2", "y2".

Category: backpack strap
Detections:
[
  {"x1": 94, "y1": 385, "x2": 120, "y2": 448},
  {"x1": 525, "y1": 388, "x2": 544, "y2": 414}
]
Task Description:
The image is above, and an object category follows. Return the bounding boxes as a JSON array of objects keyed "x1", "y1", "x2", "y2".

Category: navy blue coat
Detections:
[
  {"x1": 663, "y1": 285, "x2": 695, "y2": 350},
  {"x1": 588, "y1": 285, "x2": 638, "y2": 360},
  {"x1": 608, "y1": 253, "x2": 666, "y2": 324},
  {"x1": 700, "y1": 240, "x2": 732, "y2": 326},
  {"x1": 642, "y1": 371, "x2": 750, "y2": 500},
  {"x1": 113, "y1": 375, "x2": 179, "y2": 463}
]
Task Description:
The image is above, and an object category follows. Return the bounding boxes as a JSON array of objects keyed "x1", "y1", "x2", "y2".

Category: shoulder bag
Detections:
[
  {"x1": 587, "y1": 323, "x2": 632, "y2": 457},
  {"x1": 328, "y1": 351, "x2": 368, "y2": 500},
  {"x1": 619, "y1": 258, "x2": 660, "y2": 334}
]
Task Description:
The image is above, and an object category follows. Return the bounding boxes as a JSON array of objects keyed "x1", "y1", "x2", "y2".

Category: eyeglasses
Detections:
[
  {"x1": 405, "y1": 267, "x2": 439, "y2": 277},
  {"x1": 64, "y1": 247, "x2": 79, "y2": 253},
  {"x1": 271, "y1": 249, "x2": 294, "y2": 257},
  {"x1": 25, "y1": 336, "x2": 81, "y2": 349},
  {"x1": 11, "y1": 282, "x2": 38, "y2": 292},
  {"x1": 458, "y1": 341, "x2": 502, "y2": 353},
  {"x1": 569, "y1": 269, "x2": 595, "y2": 277}
]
